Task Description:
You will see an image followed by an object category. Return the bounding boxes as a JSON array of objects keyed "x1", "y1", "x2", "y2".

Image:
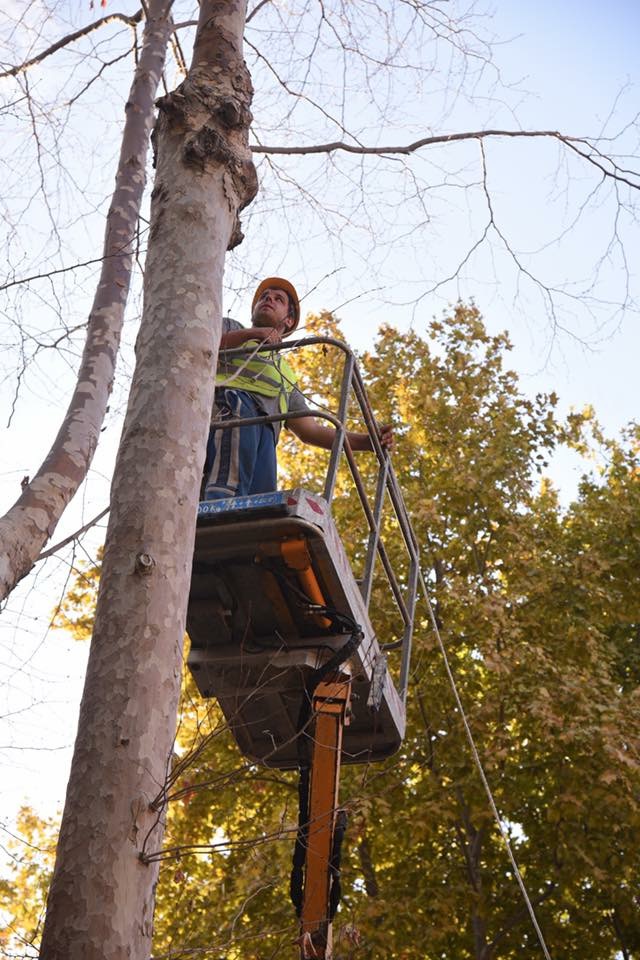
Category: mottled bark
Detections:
[
  {"x1": 0, "y1": 0, "x2": 172, "y2": 602},
  {"x1": 40, "y1": 2, "x2": 256, "y2": 959}
]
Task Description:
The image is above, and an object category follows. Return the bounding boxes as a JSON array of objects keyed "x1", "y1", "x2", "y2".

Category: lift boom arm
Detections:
[{"x1": 298, "y1": 674, "x2": 351, "y2": 959}]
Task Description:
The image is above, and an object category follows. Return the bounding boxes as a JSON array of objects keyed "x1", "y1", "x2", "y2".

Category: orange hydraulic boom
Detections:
[{"x1": 293, "y1": 673, "x2": 352, "y2": 959}]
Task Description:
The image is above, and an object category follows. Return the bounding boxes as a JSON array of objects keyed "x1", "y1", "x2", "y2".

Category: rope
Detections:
[
  {"x1": 415, "y1": 560, "x2": 554, "y2": 960},
  {"x1": 382, "y1": 467, "x2": 553, "y2": 959}
]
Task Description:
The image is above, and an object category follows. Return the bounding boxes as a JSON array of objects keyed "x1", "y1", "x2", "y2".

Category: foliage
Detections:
[
  {"x1": 0, "y1": 806, "x2": 58, "y2": 958},
  {"x1": 51, "y1": 547, "x2": 103, "y2": 641},
  {"x1": 16, "y1": 306, "x2": 640, "y2": 958}
]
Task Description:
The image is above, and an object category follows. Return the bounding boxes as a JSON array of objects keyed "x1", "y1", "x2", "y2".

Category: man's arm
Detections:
[
  {"x1": 289, "y1": 416, "x2": 393, "y2": 452},
  {"x1": 220, "y1": 326, "x2": 282, "y2": 349}
]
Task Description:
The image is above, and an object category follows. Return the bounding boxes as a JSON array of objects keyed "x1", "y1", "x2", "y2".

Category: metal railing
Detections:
[{"x1": 210, "y1": 335, "x2": 420, "y2": 703}]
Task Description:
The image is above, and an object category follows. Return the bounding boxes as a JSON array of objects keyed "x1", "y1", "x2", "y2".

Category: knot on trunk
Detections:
[
  {"x1": 135, "y1": 552, "x2": 156, "y2": 575},
  {"x1": 214, "y1": 95, "x2": 251, "y2": 130},
  {"x1": 155, "y1": 89, "x2": 188, "y2": 128},
  {"x1": 184, "y1": 125, "x2": 235, "y2": 170}
]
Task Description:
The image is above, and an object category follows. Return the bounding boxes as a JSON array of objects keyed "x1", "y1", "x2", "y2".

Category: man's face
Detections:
[{"x1": 252, "y1": 287, "x2": 293, "y2": 332}]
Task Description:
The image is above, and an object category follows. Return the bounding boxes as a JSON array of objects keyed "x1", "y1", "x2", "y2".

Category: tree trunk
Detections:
[
  {"x1": 39, "y1": 3, "x2": 257, "y2": 958},
  {"x1": 0, "y1": 0, "x2": 173, "y2": 602}
]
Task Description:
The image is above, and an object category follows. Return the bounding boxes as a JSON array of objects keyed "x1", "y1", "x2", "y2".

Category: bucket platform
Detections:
[{"x1": 187, "y1": 488, "x2": 405, "y2": 769}]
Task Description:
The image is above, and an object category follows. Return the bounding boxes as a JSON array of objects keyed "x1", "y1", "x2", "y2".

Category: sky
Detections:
[
  {"x1": 328, "y1": 0, "x2": 637, "y2": 429},
  {"x1": 0, "y1": 0, "x2": 638, "y2": 828}
]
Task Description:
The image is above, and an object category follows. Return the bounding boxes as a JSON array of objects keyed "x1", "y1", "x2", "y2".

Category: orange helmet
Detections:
[{"x1": 252, "y1": 277, "x2": 300, "y2": 333}]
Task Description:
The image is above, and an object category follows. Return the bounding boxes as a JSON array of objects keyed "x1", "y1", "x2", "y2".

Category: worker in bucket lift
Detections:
[{"x1": 202, "y1": 277, "x2": 393, "y2": 501}]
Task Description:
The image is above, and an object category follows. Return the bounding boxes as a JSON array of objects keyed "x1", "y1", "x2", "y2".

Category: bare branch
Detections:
[
  {"x1": 0, "y1": 239, "x2": 147, "y2": 293},
  {"x1": 37, "y1": 507, "x2": 109, "y2": 562},
  {"x1": 247, "y1": 0, "x2": 273, "y2": 24},
  {"x1": 245, "y1": 38, "x2": 365, "y2": 147},
  {"x1": 0, "y1": 9, "x2": 144, "y2": 80},
  {"x1": 252, "y1": 128, "x2": 640, "y2": 189}
]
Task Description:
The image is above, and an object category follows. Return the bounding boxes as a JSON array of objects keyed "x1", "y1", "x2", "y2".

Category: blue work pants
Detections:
[{"x1": 203, "y1": 389, "x2": 277, "y2": 500}]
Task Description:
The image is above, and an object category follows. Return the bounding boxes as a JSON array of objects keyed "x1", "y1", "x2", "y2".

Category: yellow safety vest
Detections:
[{"x1": 216, "y1": 342, "x2": 298, "y2": 415}]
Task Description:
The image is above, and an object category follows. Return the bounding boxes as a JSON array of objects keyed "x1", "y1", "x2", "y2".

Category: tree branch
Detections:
[
  {"x1": 246, "y1": 0, "x2": 273, "y2": 23},
  {"x1": 251, "y1": 129, "x2": 640, "y2": 189},
  {"x1": 0, "y1": 243, "x2": 146, "y2": 294},
  {"x1": 37, "y1": 507, "x2": 109, "y2": 562},
  {"x1": 486, "y1": 884, "x2": 556, "y2": 955},
  {"x1": 0, "y1": 9, "x2": 144, "y2": 80}
]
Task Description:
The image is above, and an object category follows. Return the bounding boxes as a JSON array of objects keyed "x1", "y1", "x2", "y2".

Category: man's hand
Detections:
[
  {"x1": 220, "y1": 326, "x2": 282, "y2": 350},
  {"x1": 376, "y1": 423, "x2": 394, "y2": 452},
  {"x1": 360, "y1": 422, "x2": 393, "y2": 452},
  {"x1": 250, "y1": 326, "x2": 283, "y2": 344}
]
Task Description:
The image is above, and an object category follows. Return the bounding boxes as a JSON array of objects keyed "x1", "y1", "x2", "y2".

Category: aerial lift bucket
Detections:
[{"x1": 187, "y1": 488, "x2": 405, "y2": 768}]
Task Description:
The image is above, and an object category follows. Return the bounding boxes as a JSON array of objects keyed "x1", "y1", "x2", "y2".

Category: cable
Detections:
[
  {"x1": 382, "y1": 466, "x2": 553, "y2": 958},
  {"x1": 416, "y1": 559, "x2": 554, "y2": 960},
  {"x1": 328, "y1": 808, "x2": 348, "y2": 920}
]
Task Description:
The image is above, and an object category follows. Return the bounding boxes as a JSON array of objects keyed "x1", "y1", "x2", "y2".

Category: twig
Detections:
[
  {"x1": 37, "y1": 507, "x2": 109, "y2": 561},
  {"x1": 0, "y1": 10, "x2": 144, "y2": 79}
]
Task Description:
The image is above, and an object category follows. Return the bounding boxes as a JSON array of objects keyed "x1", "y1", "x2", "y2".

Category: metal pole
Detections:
[
  {"x1": 323, "y1": 352, "x2": 355, "y2": 505},
  {"x1": 359, "y1": 456, "x2": 389, "y2": 609}
]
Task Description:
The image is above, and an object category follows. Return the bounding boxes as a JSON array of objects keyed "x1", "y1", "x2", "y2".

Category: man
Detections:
[{"x1": 202, "y1": 277, "x2": 393, "y2": 500}]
